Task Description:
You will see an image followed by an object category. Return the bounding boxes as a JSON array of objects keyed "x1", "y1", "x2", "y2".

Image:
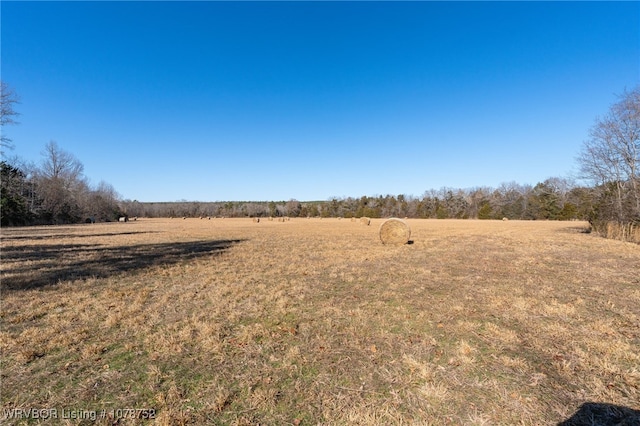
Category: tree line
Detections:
[
  {"x1": 2, "y1": 81, "x2": 638, "y2": 242},
  {"x1": 119, "y1": 179, "x2": 586, "y2": 222},
  {"x1": 1, "y1": 141, "x2": 122, "y2": 226}
]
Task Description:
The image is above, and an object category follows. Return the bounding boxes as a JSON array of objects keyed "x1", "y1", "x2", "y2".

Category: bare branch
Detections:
[{"x1": 0, "y1": 81, "x2": 21, "y2": 150}]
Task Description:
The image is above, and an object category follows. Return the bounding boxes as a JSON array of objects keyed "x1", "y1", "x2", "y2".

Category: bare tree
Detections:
[
  {"x1": 86, "y1": 181, "x2": 121, "y2": 222},
  {"x1": 578, "y1": 86, "x2": 640, "y2": 222},
  {"x1": 35, "y1": 141, "x2": 88, "y2": 223},
  {"x1": 285, "y1": 199, "x2": 302, "y2": 217},
  {"x1": 39, "y1": 141, "x2": 84, "y2": 182},
  {"x1": 1, "y1": 81, "x2": 20, "y2": 151}
]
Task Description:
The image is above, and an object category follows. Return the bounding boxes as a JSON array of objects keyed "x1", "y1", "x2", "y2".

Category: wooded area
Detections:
[
  {"x1": 1, "y1": 141, "x2": 121, "y2": 226},
  {"x1": 118, "y1": 180, "x2": 587, "y2": 222}
]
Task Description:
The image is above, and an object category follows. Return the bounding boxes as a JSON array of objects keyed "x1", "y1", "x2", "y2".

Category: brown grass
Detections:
[
  {"x1": 1, "y1": 218, "x2": 639, "y2": 425},
  {"x1": 593, "y1": 221, "x2": 640, "y2": 244}
]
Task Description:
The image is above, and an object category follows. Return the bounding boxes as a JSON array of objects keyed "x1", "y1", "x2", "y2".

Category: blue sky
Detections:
[{"x1": 2, "y1": 1, "x2": 638, "y2": 202}]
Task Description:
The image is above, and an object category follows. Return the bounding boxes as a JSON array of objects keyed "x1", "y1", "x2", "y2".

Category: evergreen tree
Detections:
[{"x1": 1, "y1": 161, "x2": 31, "y2": 226}]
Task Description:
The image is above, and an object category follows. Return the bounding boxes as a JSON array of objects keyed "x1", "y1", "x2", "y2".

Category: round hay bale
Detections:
[
  {"x1": 360, "y1": 217, "x2": 371, "y2": 226},
  {"x1": 379, "y1": 218, "x2": 411, "y2": 245}
]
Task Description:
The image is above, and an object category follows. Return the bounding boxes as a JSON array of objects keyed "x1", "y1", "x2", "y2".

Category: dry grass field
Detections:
[{"x1": 1, "y1": 218, "x2": 639, "y2": 425}]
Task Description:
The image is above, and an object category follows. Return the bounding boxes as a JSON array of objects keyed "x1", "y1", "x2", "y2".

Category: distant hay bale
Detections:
[
  {"x1": 379, "y1": 218, "x2": 411, "y2": 245},
  {"x1": 503, "y1": 217, "x2": 509, "y2": 221},
  {"x1": 252, "y1": 217, "x2": 260, "y2": 223},
  {"x1": 351, "y1": 217, "x2": 356, "y2": 222},
  {"x1": 360, "y1": 217, "x2": 371, "y2": 226}
]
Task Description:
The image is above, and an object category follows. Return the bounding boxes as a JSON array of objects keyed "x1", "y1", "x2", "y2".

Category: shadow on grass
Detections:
[
  {"x1": 559, "y1": 225, "x2": 592, "y2": 235},
  {"x1": 1, "y1": 231, "x2": 160, "y2": 241},
  {"x1": 558, "y1": 402, "x2": 640, "y2": 426},
  {"x1": 1, "y1": 239, "x2": 245, "y2": 290}
]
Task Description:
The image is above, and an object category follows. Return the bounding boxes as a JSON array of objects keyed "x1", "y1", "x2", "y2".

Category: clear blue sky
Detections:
[{"x1": 2, "y1": 1, "x2": 638, "y2": 202}]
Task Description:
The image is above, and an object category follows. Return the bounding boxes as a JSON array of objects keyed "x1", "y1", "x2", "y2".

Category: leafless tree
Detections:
[
  {"x1": 39, "y1": 141, "x2": 84, "y2": 182},
  {"x1": 578, "y1": 86, "x2": 640, "y2": 222},
  {"x1": 35, "y1": 141, "x2": 88, "y2": 223},
  {"x1": 285, "y1": 199, "x2": 302, "y2": 217},
  {"x1": 1, "y1": 81, "x2": 20, "y2": 151},
  {"x1": 87, "y1": 181, "x2": 121, "y2": 222}
]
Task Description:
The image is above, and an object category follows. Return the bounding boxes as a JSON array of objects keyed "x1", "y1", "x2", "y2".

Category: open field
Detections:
[{"x1": 1, "y1": 218, "x2": 639, "y2": 425}]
